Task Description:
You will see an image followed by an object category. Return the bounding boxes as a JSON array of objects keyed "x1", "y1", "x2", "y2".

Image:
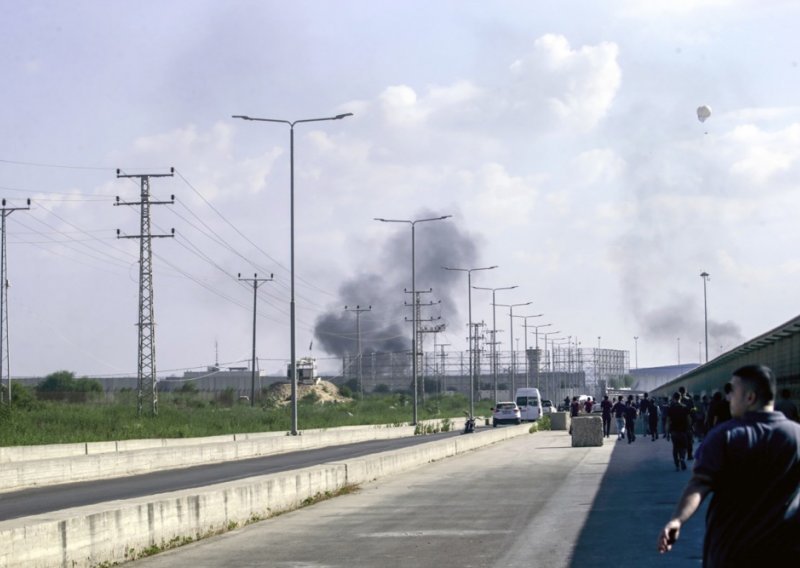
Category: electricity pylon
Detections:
[
  {"x1": 115, "y1": 169, "x2": 175, "y2": 416},
  {"x1": 344, "y1": 304, "x2": 372, "y2": 397}
]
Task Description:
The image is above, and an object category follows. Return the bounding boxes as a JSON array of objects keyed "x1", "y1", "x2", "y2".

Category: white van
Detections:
[{"x1": 515, "y1": 387, "x2": 543, "y2": 421}]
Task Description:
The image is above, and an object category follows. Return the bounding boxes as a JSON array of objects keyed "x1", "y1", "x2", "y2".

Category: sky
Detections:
[{"x1": 1, "y1": 0, "x2": 799, "y2": 379}]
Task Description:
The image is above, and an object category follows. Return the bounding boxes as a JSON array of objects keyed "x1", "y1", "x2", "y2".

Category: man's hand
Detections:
[{"x1": 657, "y1": 519, "x2": 681, "y2": 553}]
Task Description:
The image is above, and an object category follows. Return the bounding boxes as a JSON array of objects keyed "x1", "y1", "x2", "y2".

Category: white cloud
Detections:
[
  {"x1": 570, "y1": 148, "x2": 626, "y2": 186},
  {"x1": 618, "y1": 0, "x2": 742, "y2": 18},
  {"x1": 467, "y1": 163, "x2": 541, "y2": 225},
  {"x1": 508, "y1": 34, "x2": 621, "y2": 131},
  {"x1": 726, "y1": 123, "x2": 800, "y2": 185}
]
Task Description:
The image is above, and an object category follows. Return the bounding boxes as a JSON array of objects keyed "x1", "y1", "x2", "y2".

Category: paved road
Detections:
[
  {"x1": 0, "y1": 429, "x2": 468, "y2": 521},
  {"x1": 131, "y1": 430, "x2": 707, "y2": 568}
]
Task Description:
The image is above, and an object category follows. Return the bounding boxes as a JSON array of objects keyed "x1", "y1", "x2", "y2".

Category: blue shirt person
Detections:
[{"x1": 657, "y1": 365, "x2": 800, "y2": 566}]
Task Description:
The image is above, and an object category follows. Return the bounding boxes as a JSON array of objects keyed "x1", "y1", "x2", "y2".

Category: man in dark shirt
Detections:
[
  {"x1": 679, "y1": 386, "x2": 696, "y2": 459},
  {"x1": 658, "y1": 364, "x2": 800, "y2": 566},
  {"x1": 600, "y1": 395, "x2": 613, "y2": 438},
  {"x1": 612, "y1": 395, "x2": 626, "y2": 440},
  {"x1": 624, "y1": 400, "x2": 638, "y2": 443},
  {"x1": 706, "y1": 390, "x2": 731, "y2": 430},
  {"x1": 666, "y1": 392, "x2": 691, "y2": 470}
]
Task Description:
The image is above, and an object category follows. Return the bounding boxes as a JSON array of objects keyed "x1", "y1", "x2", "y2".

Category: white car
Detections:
[
  {"x1": 492, "y1": 402, "x2": 522, "y2": 427},
  {"x1": 542, "y1": 400, "x2": 554, "y2": 414}
]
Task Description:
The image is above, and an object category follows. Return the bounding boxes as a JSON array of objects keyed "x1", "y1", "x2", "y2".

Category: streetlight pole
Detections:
[
  {"x1": 233, "y1": 112, "x2": 353, "y2": 435},
  {"x1": 496, "y1": 302, "x2": 532, "y2": 397},
  {"x1": 473, "y1": 285, "x2": 517, "y2": 404},
  {"x1": 542, "y1": 331, "x2": 561, "y2": 399},
  {"x1": 633, "y1": 336, "x2": 639, "y2": 369},
  {"x1": 530, "y1": 323, "x2": 552, "y2": 389},
  {"x1": 443, "y1": 265, "x2": 497, "y2": 418},
  {"x1": 512, "y1": 313, "x2": 544, "y2": 388},
  {"x1": 700, "y1": 271, "x2": 710, "y2": 364},
  {"x1": 376, "y1": 216, "x2": 451, "y2": 424}
]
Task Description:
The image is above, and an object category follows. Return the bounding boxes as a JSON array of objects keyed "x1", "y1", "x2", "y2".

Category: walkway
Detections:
[{"x1": 131, "y1": 427, "x2": 707, "y2": 567}]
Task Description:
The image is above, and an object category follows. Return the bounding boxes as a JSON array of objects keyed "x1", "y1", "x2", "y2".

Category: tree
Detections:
[{"x1": 36, "y1": 371, "x2": 102, "y2": 402}]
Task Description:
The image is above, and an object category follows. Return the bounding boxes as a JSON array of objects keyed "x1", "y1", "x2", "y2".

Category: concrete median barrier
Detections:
[
  {"x1": 0, "y1": 424, "x2": 529, "y2": 568},
  {"x1": 0, "y1": 419, "x2": 469, "y2": 494}
]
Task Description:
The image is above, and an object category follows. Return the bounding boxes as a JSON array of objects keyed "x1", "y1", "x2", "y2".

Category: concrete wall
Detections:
[
  {"x1": 0, "y1": 420, "x2": 464, "y2": 493},
  {"x1": 0, "y1": 423, "x2": 532, "y2": 568}
]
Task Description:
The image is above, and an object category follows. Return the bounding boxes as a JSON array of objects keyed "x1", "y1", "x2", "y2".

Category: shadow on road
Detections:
[{"x1": 570, "y1": 430, "x2": 707, "y2": 567}]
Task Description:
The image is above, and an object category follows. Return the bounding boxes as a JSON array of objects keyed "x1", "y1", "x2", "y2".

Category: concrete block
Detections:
[
  {"x1": 571, "y1": 416, "x2": 604, "y2": 447},
  {"x1": 550, "y1": 412, "x2": 570, "y2": 431}
]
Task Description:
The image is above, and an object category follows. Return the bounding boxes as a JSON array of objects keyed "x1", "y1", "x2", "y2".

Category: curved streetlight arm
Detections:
[
  {"x1": 472, "y1": 285, "x2": 517, "y2": 292},
  {"x1": 232, "y1": 113, "x2": 353, "y2": 127},
  {"x1": 375, "y1": 215, "x2": 451, "y2": 225},
  {"x1": 443, "y1": 265, "x2": 498, "y2": 273}
]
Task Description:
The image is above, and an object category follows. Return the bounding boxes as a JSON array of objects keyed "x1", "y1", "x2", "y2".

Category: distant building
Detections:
[
  {"x1": 630, "y1": 364, "x2": 700, "y2": 393},
  {"x1": 160, "y1": 366, "x2": 285, "y2": 397}
]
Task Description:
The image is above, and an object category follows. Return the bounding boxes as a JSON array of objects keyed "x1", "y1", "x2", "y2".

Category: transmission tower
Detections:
[
  {"x1": 115, "y1": 169, "x2": 175, "y2": 416},
  {"x1": 344, "y1": 304, "x2": 372, "y2": 397},
  {"x1": 0, "y1": 198, "x2": 30, "y2": 404}
]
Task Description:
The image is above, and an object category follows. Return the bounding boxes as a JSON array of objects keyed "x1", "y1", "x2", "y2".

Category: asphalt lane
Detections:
[
  {"x1": 0, "y1": 428, "x2": 468, "y2": 521},
  {"x1": 130, "y1": 429, "x2": 707, "y2": 568}
]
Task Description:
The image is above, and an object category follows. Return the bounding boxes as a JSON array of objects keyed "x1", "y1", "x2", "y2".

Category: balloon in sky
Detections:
[{"x1": 697, "y1": 105, "x2": 712, "y2": 123}]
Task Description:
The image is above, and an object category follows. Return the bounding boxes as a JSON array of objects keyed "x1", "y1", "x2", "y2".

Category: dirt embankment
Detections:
[{"x1": 264, "y1": 380, "x2": 351, "y2": 406}]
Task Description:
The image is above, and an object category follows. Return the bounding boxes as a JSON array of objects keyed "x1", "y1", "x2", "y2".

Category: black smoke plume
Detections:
[{"x1": 314, "y1": 212, "x2": 479, "y2": 358}]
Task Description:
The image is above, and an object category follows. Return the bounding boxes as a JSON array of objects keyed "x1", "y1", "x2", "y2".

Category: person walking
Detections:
[
  {"x1": 679, "y1": 386, "x2": 695, "y2": 460},
  {"x1": 658, "y1": 364, "x2": 800, "y2": 565},
  {"x1": 640, "y1": 393, "x2": 651, "y2": 435},
  {"x1": 706, "y1": 389, "x2": 731, "y2": 430},
  {"x1": 666, "y1": 392, "x2": 691, "y2": 471},
  {"x1": 624, "y1": 400, "x2": 638, "y2": 444},
  {"x1": 648, "y1": 397, "x2": 659, "y2": 441},
  {"x1": 600, "y1": 395, "x2": 613, "y2": 438},
  {"x1": 659, "y1": 397, "x2": 670, "y2": 439},
  {"x1": 612, "y1": 395, "x2": 626, "y2": 441},
  {"x1": 568, "y1": 396, "x2": 580, "y2": 435}
]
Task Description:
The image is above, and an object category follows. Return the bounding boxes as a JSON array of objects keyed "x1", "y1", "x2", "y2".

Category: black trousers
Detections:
[
  {"x1": 625, "y1": 420, "x2": 636, "y2": 442},
  {"x1": 670, "y1": 431, "x2": 688, "y2": 465},
  {"x1": 602, "y1": 415, "x2": 611, "y2": 437}
]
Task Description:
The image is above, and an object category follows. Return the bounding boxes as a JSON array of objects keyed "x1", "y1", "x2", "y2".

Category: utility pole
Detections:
[
  {"x1": 344, "y1": 304, "x2": 372, "y2": 397},
  {"x1": 438, "y1": 343, "x2": 450, "y2": 394},
  {"x1": 115, "y1": 169, "x2": 175, "y2": 417},
  {"x1": 406, "y1": 289, "x2": 440, "y2": 404},
  {"x1": 0, "y1": 198, "x2": 30, "y2": 404},
  {"x1": 239, "y1": 272, "x2": 274, "y2": 406},
  {"x1": 700, "y1": 271, "x2": 710, "y2": 364}
]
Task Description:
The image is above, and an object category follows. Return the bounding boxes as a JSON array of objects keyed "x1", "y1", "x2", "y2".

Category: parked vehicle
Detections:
[
  {"x1": 492, "y1": 402, "x2": 522, "y2": 427},
  {"x1": 542, "y1": 399, "x2": 554, "y2": 414},
  {"x1": 515, "y1": 387, "x2": 543, "y2": 421}
]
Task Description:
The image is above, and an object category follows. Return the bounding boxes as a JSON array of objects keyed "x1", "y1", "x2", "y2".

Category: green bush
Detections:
[
  {"x1": 537, "y1": 414, "x2": 552, "y2": 431},
  {"x1": 35, "y1": 371, "x2": 102, "y2": 402}
]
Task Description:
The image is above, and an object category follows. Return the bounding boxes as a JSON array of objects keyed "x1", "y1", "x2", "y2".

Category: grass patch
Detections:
[{"x1": 0, "y1": 391, "x2": 491, "y2": 446}]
